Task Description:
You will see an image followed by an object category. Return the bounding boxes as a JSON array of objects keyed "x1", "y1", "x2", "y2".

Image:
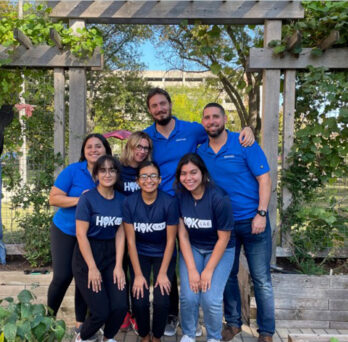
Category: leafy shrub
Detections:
[{"x1": 0, "y1": 289, "x2": 65, "y2": 341}]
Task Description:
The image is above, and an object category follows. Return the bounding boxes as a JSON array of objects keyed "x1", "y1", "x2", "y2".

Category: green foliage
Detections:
[
  {"x1": 0, "y1": 3, "x2": 103, "y2": 107},
  {"x1": 280, "y1": 2, "x2": 348, "y2": 274},
  {"x1": 0, "y1": 289, "x2": 66, "y2": 341}
]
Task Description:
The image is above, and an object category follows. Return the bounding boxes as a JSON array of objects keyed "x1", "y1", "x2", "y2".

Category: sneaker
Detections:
[
  {"x1": 221, "y1": 324, "x2": 241, "y2": 341},
  {"x1": 258, "y1": 335, "x2": 272, "y2": 342},
  {"x1": 129, "y1": 315, "x2": 139, "y2": 335},
  {"x1": 207, "y1": 339, "x2": 220, "y2": 342},
  {"x1": 180, "y1": 335, "x2": 195, "y2": 342},
  {"x1": 164, "y1": 315, "x2": 179, "y2": 336},
  {"x1": 120, "y1": 312, "x2": 132, "y2": 331},
  {"x1": 104, "y1": 339, "x2": 117, "y2": 342},
  {"x1": 195, "y1": 321, "x2": 203, "y2": 337},
  {"x1": 74, "y1": 329, "x2": 98, "y2": 342}
]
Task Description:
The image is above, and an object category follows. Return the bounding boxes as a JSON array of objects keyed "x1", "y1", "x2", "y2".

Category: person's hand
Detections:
[
  {"x1": 239, "y1": 127, "x2": 255, "y2": 147},
  {"x1": 155, "y1": 272, "x2": 171, "y2": 296},
  {"x1": 113, "y1": 266, "x2": 126, "y2": 290},
  {"x1": 132, "y1": 275, "x2": 148, "y2": 299},
  {"x1": 88, "y1": 267, "x2": 102, "y2": 293},
  {"x1": 188, "y1": 269, "x2": 201, "y2": 294},
  {"x1": 251, "y1": 214, "x2": 266, "y2": 234},
  {"x1": 200, "y1": 268, "x2": 213, "y2": 292}
]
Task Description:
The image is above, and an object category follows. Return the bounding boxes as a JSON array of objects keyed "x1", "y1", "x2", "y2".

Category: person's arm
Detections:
[
  {"x1": 178, "y1": 218, "x2": 200, "y2": 293},
  {"x1": 200, "y1": 230, "x2": 231, "y2": 292},
  {"x1": 49, "y1": 186, "x2": 79, "y2": 208},
  {"x1": 239, "y1": 127, "x2": 255, "y2": 147},
  {"x1": 75, "y1": 219, "x2": 102, "y2": 293},
  {"x1": 155, "y1": 224, "x2": 177, "y2": 296},
  {"x1": 113, "y1": 223, "x2": 126, "y2": 290},
  {"x1": 251, "y1": 172, "x2": 271, "y2": 234},
  {"x1": 124, "y1": 222, "x2": 148, "y2": 299}
]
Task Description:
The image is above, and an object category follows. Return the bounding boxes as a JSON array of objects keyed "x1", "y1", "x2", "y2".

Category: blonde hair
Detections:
[{"x1": 120, "y1": 131, "x2": 153, "y2": 167}]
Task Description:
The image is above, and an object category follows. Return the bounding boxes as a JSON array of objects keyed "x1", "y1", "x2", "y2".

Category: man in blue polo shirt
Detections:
[
  {"x1": 197, "y1": 103, "x2": 274, "y2": 342},
  {"x1": 143, "y1": 89, "x2": 255, "y2": 336}
]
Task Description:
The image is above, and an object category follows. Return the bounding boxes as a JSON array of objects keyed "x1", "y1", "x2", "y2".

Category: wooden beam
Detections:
[
  {"x1": 261, "y1": 20, "x2": 282, "y2": 265},
  {"x1": 50, "y1": 28, "x2": 63, "y2": 50},
  {"x1": 13, "y1": 28, "x2": 33, "y2": 49},
  {"x1": 54, "y1": 68, "x2": 65, "y2": 180},
  {"x1": 319, "y1": 30, "x2": 340, "y2": 51},
  {"x1": 0, "y1": 45, "x2": 103, "y2": 68},
  {"x1": 248, "y1": 47, "x2": 348, "y2": 71},
  {"x1": 281, "y1": 70, "x2": 296, "y2": 248},
  {"x1": 68, "y1": 19, "x2": 86, "y2": 164},
  {"x1": 47, "y1": 1, "x2": 304, "y2": 24},
  {"x1": 288, "y1": 334, "x2": 348, "y2": 342},
  {"x1": 286, "y1": 30, "x2": 301, "y2": 51}
]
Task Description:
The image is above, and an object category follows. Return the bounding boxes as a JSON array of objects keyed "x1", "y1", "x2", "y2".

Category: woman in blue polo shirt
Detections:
[
  {"x1": 48, "y1": 133, "x2": 112, "y2": 332},
  {"x1": 73, "y1": 155, "x2": 127, "y2": 342},
  {"x1": 123, "y1": 161, "x2": 178, "y2": 342},
  {"x1": 175, "y1": 153, "x2": 235, "y2": 342}
]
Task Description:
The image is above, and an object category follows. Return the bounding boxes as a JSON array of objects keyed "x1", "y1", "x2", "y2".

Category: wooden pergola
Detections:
[{"x1": 2, "y1": 1, "x2": 348, "y2": 261}]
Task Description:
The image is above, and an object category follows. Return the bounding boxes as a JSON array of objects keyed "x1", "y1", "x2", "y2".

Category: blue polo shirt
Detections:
[
  {"x1": 197, "y1": 130, "x2": 270, "y2": 221},
  {"x1": 76, "y1": 188, "x2": 124, "y2": 240},
  {"x1": 53, "y1": 161, "x2": 97, "y2": 236},
  {"x1": 120, "y1": 165, "x2": 140, "y2": 196},
  {"x1": 123, "y1": 191, "x2": 179, "y2": 257},
  {"x1": 178, "y1": 185, "x2": 235, "y2": 251},
  {"x1": 144, "y1": 117, "x2": 207, "y2": 195}
]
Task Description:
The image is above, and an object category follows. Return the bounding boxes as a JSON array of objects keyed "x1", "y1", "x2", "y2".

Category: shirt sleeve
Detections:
[
  {"x1": 214, "y1": 195, "x2": 234, "y2": 231},
  {"x1": 76, "y1": 193, "x2": 92, "y2": 222},
  {"x1": 243, "y1": 141, "x2": 270, "y2": 177},
  {"x1": 167, "y1": 196, "x2": 180, "y2": 225},
  {"x1": 54, "y1": 164, "x2": 74, "y2": 193},
  {"x1": 122, "y1": 197, "x2": 132, "y2": 224},
  {"x1": 194, "y1": 123, "x2": 208, "y2": 145}
]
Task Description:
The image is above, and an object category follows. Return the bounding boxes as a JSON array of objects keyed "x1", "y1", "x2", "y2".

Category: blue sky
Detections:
[{"x1": 138, "y1": 40, "x2": 168, "y2": 70}]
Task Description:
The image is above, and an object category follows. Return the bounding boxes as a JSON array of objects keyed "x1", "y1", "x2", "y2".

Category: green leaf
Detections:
[
  {"x1": 273, "y1": 45, "x2": 286, "y2": 54},
  {"x1": 3, "y1": 323, "x2": 17, "y2": 342},
  {"x1": 17, "y1": 290, "x2": 34, "y2": 304},
  {"x1": 311, "y1": 47, "x2": 323, "y2": 57},
  {"x1": 210, "y1": 62, "x2": 221, "y2": 75},
  {"x1": 53, "y1": 322, "x2": 66, "y2": 341},
  {"x1": 21, "y1": 303, "x2": 32, "y2": 319}
]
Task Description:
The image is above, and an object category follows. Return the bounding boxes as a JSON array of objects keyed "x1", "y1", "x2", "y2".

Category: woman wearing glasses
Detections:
[
  {"x1": 123, "y1": 161, "x2": 179, "y2": 342},
  {"x1": 73, "y1": 155, "x2": 128, "y2": 342}
]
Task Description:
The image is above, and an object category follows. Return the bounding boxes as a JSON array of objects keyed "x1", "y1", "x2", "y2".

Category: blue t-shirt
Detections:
[
  {"x1": 123, "y1": 191, "x2": 179, "y2": 257},
  {"x1": 144, "y1": 117, "x2": 207, "y2": 195},
  {"x1": 75, "y1": 188, "x2": 124, "y2": 240},
  {"x1": 178, "y1": 185, "x2": 235, "y2": 250},
  {"x1": 120, "y1": 165, "x2": 140, "y2": 196},
  {"x1": 53, "y1": 161, "x2": 97, "y2": 236},
  {"x1": 198, "y1": 130, "x2": 270, "y2": 221}
]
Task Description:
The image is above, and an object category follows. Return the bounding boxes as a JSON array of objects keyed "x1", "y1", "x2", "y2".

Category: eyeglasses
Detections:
[
  {"x1": 135, "y1": 144, "x2": 150, "y2": 152},
  {"x1": 99, "y1": 168, "x2": 117, "y2": 175},
  {"x1": 138, "y1": 173, "x2": 159, "y2": 180}
]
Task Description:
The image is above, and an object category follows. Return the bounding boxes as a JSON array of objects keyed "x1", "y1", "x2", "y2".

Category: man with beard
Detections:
[
  {"x1": 197, "y1": 103, "x2": 274, "y2": 342},
  {"x1": 143, "y1": 89, "x2": 254, "y2": 337}
]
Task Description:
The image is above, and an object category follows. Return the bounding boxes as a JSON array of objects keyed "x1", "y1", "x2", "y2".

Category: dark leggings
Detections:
[
  {"x1": 47, "y1": 223, "x2": 87, "y2": 322},
  {"x1": 130, "y1": 255, "x2": 176, "y2": 338},
  {"x1": 73, "y1": 239, "x2": 128, "y2": 340}
]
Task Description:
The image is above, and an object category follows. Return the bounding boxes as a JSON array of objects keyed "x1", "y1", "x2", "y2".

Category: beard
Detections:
[
  {"x1": 206, "y1": 125, "x2": 225, "y2": 138},
  {"x1": 155, "y1": 113, "x2": 172, "y2": 126}
]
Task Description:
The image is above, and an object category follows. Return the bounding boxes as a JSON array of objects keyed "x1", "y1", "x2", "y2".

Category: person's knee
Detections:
[
  {"x1": 201, "y1": 292, "x2": 222, "y2": 310},
  {"x1": 133, "y1": 297, "x2": 149, "y2": 312},
  {"x1": 51, "y1": 273, "x2": 72, "y2": 288}
]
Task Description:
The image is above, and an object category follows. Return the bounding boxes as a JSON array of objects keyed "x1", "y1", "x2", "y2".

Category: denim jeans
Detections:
[
  {"x1": 223, "y1": 217, "x2": 275, "y2": 336},
  {"x1": 180, "y1": 247, "x2": 235, "y2": 340}
]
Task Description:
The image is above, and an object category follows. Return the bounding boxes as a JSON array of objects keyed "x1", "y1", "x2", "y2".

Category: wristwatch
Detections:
[{"x1": 257, "y1": 210, "x2": 267, "y2": 217}]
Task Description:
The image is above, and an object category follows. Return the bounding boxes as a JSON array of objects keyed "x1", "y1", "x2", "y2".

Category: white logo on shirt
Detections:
[
  {"x1": 134, "y1": 222, "x2": 166, "y2": 233},
  {"x1": 96, "y1": 216, "x2": 122, "y2": 228},
  {"x1": 183, "y1": 217, "x2": 212, "y2": 229},
  {"x1": 176, "y1": 138, "x2": 187, "y2": 142},
  {"x1": 224, "y1": 155, "x2": 235, "y2": 159},
  {"x1": 124, "y1": 181, "x2": 140, "y2": 192}
]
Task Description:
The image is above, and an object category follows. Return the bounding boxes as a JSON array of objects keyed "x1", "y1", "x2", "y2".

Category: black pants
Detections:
[
  {"x1": 47, "y1": 223, "x2": 87, "y2": 322},
  {"x1": 130, "y1": 255, "x2": 176, "y2": 338},
  {"x1": 72, "y1": 238, "x2": 128, "y2": 340},
  {"x1": 169, "y1": 246, "x2": 179, "y2": 317}
]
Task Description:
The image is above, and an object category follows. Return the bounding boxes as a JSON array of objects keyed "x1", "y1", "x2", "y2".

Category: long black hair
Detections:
[
  {"x1": 79, "y1": 133, "x2": 112, "y2": 162},
  {"x1": 92, "y1": 155, "x2": 123, "y2": 191}
]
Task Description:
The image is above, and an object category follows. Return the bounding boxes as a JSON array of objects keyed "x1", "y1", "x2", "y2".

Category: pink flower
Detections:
[{"x1": 15, "y1": 104, "x2": 35, "y2": 118}]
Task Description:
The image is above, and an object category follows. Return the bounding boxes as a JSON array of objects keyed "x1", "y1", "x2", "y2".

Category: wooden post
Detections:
[
  {"x1": 261, "y1": 20, "x2": 282, "y2": 264},
  {"x1": 54, "y1": 68, "x2": 65, "y2": 180},
  {"x1": 281, "y1": 70, "x2": 296, "y2": 248},
  {"x1": 68, "y1": 19, "x2": 86, "y2": 164}
]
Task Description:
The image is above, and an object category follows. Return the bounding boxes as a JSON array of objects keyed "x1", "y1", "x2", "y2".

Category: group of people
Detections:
[{"x1": 47, "y1": 88, "x2": 275, "y2": 342}]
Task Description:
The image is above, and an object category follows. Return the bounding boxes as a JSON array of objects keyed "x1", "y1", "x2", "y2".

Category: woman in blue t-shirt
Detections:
[
  {"x1": 123, "y1": 161, "x2": 179, "y2": 342},
  {"x1": 175, "y1": 153, "x2": 235, "y2": 342},
  {"x1": 48, "y1": 133, "x2": 112, "y2": 333},
  {"x1": 73, "y1": 155, "x2": 127, "y2": 342}
]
